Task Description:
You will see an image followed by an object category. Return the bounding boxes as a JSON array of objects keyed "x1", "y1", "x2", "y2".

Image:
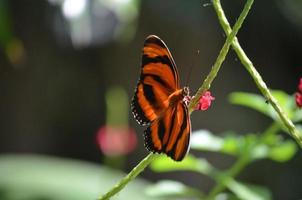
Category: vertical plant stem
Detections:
[
  {"x1": 213, "y1": 0, "x2": 302, "y2": 147},
  {"x1": 188, "y1": 0, "x2": 254, "y2": 113},
  {"x1": 98, "y1": 153, "x2": 156, "y2": 200}
]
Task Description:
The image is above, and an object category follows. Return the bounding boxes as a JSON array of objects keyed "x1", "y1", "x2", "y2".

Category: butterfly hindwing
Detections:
[
  {"x1": 131, "y1": 35, "x2": 180, "y2": 125},
  {"x1": 165, "y1": 102, "x2": 191, "y2": 161},
  {"x1": 144, "y1": 101, "x2": 191, "y2": 161},
  {"x1": 144, "y1": 105, "x2": 176, "y2": 153}
]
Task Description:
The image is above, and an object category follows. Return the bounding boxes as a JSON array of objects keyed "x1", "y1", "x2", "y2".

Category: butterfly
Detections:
[{"x1": 131, "y1": 35, "x2": 191, "y2": 161}]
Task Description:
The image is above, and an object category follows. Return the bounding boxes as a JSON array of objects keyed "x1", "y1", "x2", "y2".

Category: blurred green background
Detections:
[{"x1": 0, "y1": 0, "x2": 301, "y2": 199}]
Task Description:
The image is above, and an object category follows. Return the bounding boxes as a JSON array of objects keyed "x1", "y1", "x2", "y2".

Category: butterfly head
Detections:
[
  {"x1": 182, "y1": 87, "x2": 191, "y2": 106},
  {"x1": 182, "y1": 87, "x2": 190, "y2": 97}
]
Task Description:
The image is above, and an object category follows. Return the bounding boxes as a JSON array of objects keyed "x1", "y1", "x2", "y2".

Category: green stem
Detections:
[
  {"x1": 212, "y1": 0, "x2": 302, "y2": 148},
  {"x1": 205, "y1": 154, "x2": 250, "y2": 200},
  {"x1": 98, "y1": 153, "x2": 156, "y2": 200},
  {"x1": 188, "y1": 0, "x2": 254, "y2": 113}
]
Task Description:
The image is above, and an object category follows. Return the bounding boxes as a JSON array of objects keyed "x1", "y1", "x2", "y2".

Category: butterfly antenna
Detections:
[{"x1": 184, "y1": 50, "x2": 200, "y2": 87}]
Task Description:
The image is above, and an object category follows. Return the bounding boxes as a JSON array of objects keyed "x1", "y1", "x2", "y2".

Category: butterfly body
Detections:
[
  {"x1": 168, "y1": 87, "x2": 189, "y2": 106},
  {"x1": 132, "y1": 35, "x2": 191, "y2": 161}
]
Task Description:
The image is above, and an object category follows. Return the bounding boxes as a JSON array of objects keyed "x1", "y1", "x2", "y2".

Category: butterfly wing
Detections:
[
  {"x1": 131, "y1": 35, "x2": 180, "y2": 125},
  {"x1": 144, "y1": 101, "x2": 191, "y2": 161}
]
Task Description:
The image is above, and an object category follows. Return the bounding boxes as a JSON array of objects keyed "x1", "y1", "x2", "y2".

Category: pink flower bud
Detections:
[{"x1": 195, "y1": 91, "x2": 215, "y2": 111}]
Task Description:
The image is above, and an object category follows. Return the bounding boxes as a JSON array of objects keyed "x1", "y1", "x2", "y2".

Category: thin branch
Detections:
[{"x1": 212, "y1": 0, "x2": 302, "y2": 148}]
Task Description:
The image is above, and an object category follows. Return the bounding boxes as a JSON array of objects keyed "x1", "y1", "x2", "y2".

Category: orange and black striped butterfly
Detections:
[{"x1": 131, "y1": 35, "x2": 191, "y2": 161}]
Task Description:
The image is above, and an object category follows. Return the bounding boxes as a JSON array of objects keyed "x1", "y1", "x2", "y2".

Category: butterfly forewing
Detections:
[{"x1": 142, "y1": 35, "x2": 179, "y2": 89}]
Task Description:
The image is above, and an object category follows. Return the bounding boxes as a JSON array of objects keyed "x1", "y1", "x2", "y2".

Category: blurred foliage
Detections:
[
  {"x1": 277, "y1": 0, "x2": 302, "y2": 32},
  {"x1": 97, "y1": 86, "x2": 138, "y2": 168},
  {"x1": 147, "y1": 90, "x2": 299, "y2": 200},
  {"x1": 0, "y1": 154, "x2": 161, "y2": 200},
  {"x1": 105, "y1": 86, "x2": 129, "y2": 127},
  {"x1": 0, "y1": 0, "x2": 25, "y2": 66},
  {"x1": 146, "y1": 180, "x2": 204, "y2": 199},
  {"x1": 48, "y1": 0, "x2": 140, "y2": 48},
  {"x1": 226, "y1": 180, "x2": 272, "y2": 200}
]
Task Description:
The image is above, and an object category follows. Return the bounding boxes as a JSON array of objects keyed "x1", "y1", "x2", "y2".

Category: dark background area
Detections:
[{"x1": 0, "y1": 0, "x2": 301, "y2": 199}]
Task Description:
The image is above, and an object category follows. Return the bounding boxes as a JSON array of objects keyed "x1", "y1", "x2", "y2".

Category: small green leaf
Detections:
[
  {"x1": 227, "y1": 179, "x2": 272, "y2": 200},
  {"x1": 268, "y1": 141, "x2": 297, "y2": 162},
  {"x1": 145, "y1": 180, "x2": 203, "y2": 198},
  {"x1": 149, "y1": 154, "x2": 214, "y2": 175},
  {"x1": 229, "y1": 92, "x2": 273, "y2": 118},
  {"x1": 229, "y1": 90, "x2": 294, "y2": 120}
]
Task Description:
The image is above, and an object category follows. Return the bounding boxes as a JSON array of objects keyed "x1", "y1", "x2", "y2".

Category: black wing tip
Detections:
[
  {"x1": 146, "y1": 35, "x2": 161, "y2": 40},
  {"x1": 144, "y1": 35, "x2": 166, "y2": 48}
]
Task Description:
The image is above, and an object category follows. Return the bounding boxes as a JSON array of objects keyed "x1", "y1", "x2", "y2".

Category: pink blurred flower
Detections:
[{"x1": 96, "y1": 126, "x2": 137, "y2": 157}]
